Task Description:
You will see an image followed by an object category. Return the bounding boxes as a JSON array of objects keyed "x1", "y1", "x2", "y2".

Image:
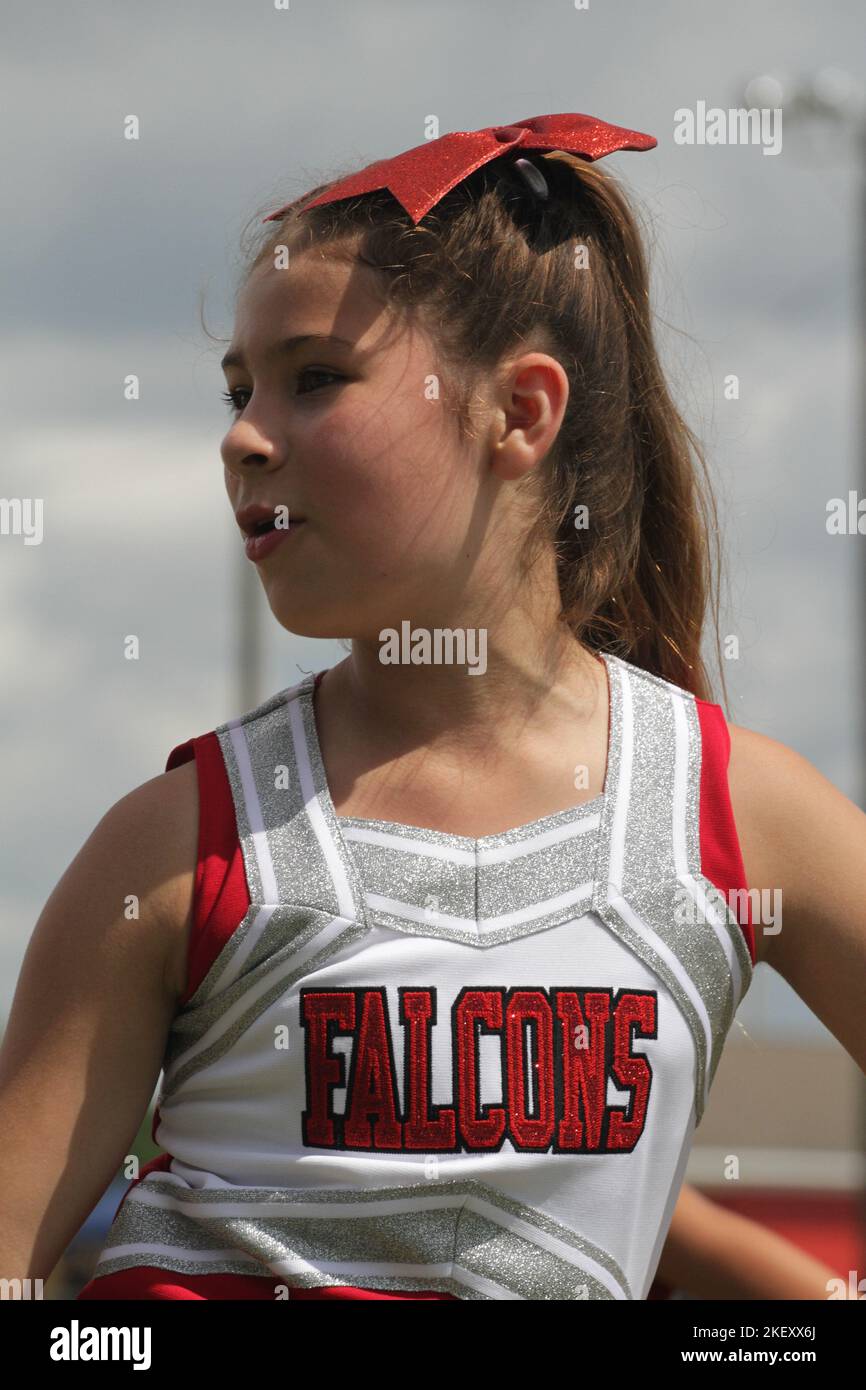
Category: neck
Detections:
[{"x1": 322, "y1": 619, "x2": 603, "y2": 761}]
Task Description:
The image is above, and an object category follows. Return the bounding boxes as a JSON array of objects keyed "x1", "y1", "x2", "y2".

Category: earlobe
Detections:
[
  {"x1": 489, "y1": 440, "x2": 533, "y2": 483},
  {"x1": 486, "y1": 404, "x2": 536, "y2": 483}
]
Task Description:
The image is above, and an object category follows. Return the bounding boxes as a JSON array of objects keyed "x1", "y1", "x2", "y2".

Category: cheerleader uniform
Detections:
[{"x1": 77, "y1": 651, "x2": 755, "y2": 1300}]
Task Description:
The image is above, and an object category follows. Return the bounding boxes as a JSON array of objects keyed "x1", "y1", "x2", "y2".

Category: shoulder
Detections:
[
  {"x1": 726, "y1": 720, "x2": 846, "y2": 850},
  {"x1": 113, "y1": 754, "x2": 200, "y2": 848},
  {"x1": 726, "y1": 725, "x2": 802, "y2": 967},
  {"x1": 726, "y1": 721, "x2": 866, "y2": 1072},
  {"x1": 97, "y1": 757, "x2": 199, "y2": 873},
  {"x1": 100, "y1": 758, "x2": 200, "y2": 999},
  {"x1": 725, "y1": 721, "x2": 862, "y2": 969}
]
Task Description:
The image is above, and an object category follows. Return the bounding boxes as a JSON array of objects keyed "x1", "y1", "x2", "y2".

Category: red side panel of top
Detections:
[
  {"x1": 164, "y1": 731, "x2": 252, "y2": 1005},
  {"x1": 694, "y1": 699, "x2": 756, "y2": 966}
]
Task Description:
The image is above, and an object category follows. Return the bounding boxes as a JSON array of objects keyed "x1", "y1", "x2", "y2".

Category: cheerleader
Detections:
[{"x1": 2, "y1": 114, "x2": 864, "y2": 1301}]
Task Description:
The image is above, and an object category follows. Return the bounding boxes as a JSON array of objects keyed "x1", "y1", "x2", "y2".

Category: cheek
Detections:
[{"x1": 305, "y1": 395, "x2": 471, "y2": 549}]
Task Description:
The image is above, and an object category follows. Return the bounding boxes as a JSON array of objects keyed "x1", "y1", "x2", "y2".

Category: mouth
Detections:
[
  {"x1": 249, "y1": 516, "x2": 292, "y2": 536},
  {"x1": 236, "y1": 504, "x2": 305, "y2": 538},
  {"x1": 240, "y1": 506, "x2": 307, "y2": 564}
]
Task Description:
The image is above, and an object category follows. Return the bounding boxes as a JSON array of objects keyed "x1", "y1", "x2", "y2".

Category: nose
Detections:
[{"x1": 221, "y1": 414, "x2": 286, "y2": 480}]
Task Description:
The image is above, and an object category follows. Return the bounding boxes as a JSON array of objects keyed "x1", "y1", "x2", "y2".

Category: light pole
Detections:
[{"x1": 236, "y1": 538, "x2": 262, "y2": 716}]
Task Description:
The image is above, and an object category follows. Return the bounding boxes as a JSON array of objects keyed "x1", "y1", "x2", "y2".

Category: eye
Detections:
[
  {"x1": 295, "y1": 367, "x2": 344, "y2": 395},
  {"x1": 220, "y1": 387, "x2": 251, "y2": 414},
  {"x1": 220, "y1": 368, "x2": 343, "y2": 415}
]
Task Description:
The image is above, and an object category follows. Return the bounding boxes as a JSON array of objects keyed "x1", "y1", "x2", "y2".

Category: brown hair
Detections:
[{"x1": 233, "y1": 148, "x2": 728, "y2": 707}]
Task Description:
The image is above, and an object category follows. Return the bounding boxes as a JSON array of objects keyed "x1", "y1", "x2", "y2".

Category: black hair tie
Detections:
[{"x1": 513, "y1": 156, "x2": 549, "y2": 202}]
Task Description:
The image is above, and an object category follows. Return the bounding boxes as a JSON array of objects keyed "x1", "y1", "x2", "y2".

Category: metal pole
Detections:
[{"x1": 236, "y1": 543, "x2": 262, "y2": 716}]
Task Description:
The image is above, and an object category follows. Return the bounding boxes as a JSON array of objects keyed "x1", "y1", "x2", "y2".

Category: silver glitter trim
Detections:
[
  {"x1": 95, "y1": 1175, "x2": 630, "y2": 1301},
  {"x1": 161, "y1": 914, "x2": 369, "y2": 1097},
  {"x1": 342, "y1": 814, "x2": 602, "y2": 947},
  {"x1": 358, "y1": 886, "x2": 597, "y2": 949},
  {"x1": 162, "y1": 901, "x2": 352, "y2": 1073},
  {"x1": 591, "y1": 657, "x2": 753, "y2": 1122}
]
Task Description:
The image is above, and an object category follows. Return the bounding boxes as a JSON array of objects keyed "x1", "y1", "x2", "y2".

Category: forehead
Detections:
[{"x1": 230, "y1": 246, "x2": 397, "y2": 357}]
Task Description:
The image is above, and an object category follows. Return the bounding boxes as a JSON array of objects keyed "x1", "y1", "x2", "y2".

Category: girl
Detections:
[{"x1": 2, "y1": 113, "x2": 865, "y2": 1301}]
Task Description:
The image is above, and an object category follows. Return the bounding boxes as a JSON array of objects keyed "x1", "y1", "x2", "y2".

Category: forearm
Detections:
[{"x1": 657, "y1": 1189, "x2": 841, "y2": 1300}]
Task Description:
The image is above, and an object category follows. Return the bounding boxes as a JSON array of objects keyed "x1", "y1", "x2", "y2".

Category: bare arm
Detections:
[
  {"x1": 656, "y1": 1183, "x2": 842, "y2": 1299},
  {"x1": 727, "y1": 724, "x2": 866, "y2": 1072},
  {"x1": 0, "y1": 761, "x2": 197, "y2": 1282}
]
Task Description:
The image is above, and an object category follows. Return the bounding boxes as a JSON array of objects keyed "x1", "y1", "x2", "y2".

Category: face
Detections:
[{"x1": 220, "y1": 244, "x2": 494, "y2": 641}]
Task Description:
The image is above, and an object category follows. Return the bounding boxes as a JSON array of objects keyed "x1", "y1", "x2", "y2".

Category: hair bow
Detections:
[{"x1": 263, "y1": 112, "x2": 657, "y2": 227}]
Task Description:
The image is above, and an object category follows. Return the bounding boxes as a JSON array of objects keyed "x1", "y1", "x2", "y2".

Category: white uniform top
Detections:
[{"x1": 91, "y1": 652, "x2": 754, "y2": 1300}]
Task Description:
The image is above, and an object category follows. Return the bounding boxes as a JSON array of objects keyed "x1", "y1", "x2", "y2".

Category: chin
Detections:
[{"x1": 267, "y1": 598, "x2": 354, "y2": 641}]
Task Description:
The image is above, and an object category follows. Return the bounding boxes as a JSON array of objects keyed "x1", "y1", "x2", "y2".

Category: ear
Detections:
[{"x1": 488, "y1": 351, "x2": 569, "y2": 482}]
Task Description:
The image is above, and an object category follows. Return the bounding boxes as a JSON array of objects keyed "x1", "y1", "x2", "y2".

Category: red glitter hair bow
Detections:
[{"x1": 263, "y1": 112, "x2": 657, "y2": 227}]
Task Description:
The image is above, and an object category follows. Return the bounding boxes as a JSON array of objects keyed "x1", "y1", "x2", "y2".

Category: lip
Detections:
[
  {"x1": 235, "y1": 501, "x2": 303, "y2": 537},
  {"x1": 243, "y1": 518, "x2": 305, "y2": 563}
]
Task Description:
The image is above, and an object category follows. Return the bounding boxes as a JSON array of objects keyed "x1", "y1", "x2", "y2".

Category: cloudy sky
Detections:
[{"x1": 2, "y1": 0, "x2": 864, "y2": 1046}]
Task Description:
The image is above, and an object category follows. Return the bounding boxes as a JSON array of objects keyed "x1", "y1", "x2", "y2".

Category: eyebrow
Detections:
[{"x1": 220, "y1": 333, "x2": 355, "y2": 372}]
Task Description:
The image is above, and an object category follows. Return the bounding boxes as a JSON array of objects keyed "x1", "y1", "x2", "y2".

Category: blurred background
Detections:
[{"x1": 1, "y1": 0, "x2": 864, "y2": 1298}]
